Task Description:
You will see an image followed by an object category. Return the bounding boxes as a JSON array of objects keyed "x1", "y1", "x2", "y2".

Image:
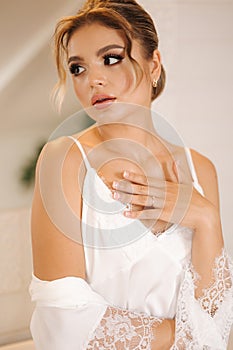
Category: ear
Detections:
[{"x1": 149, "y1": 49, "x2": 162, "y2": 82}]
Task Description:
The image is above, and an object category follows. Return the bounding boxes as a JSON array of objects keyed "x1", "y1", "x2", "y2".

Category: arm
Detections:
[
  {"x1": 30, "y1": 137, "x2": 174, "y2": 350},
  {"x1": 188, "y1": 150, "x2": 230, "y2": 300},
  {"x1": 31, "y1": 137, "x2": 86, "y2": 281},
  {"x1": 174, "y1": 150, "x2": 233, "y2": 349}
]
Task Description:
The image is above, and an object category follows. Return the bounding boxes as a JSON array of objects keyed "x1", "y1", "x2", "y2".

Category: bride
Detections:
[{"x1": 29, "y1": 0, "x2": 233, "y2": 349}]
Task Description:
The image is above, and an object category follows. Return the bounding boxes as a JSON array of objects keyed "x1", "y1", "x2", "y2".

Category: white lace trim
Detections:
[
  {"x1": 198, "y1": 249, "x2": 232, "y2": 317},
  {"x1": 86, "y1": 306, "x2": 162, "y2": 350},
  {"x1": 172, "y1": 249, "x2": 233, "y2": 350}
]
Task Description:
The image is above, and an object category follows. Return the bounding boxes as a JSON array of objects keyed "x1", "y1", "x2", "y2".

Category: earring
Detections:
[{"x1": 152, "y1": 79, "x2": 158, "y2": 88}]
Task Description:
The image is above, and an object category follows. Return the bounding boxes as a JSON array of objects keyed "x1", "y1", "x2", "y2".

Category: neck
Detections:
[{"x1": 95, "y1": 103, "x2": 158, "y2": 148}]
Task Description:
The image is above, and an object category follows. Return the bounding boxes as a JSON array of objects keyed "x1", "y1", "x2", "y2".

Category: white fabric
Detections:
[
  {"x1": 184, "y1": 147, "x2": 205, "y2": 197},
  {"x1": 29, "y1": 139, "x2": 233, "y2": 349}
]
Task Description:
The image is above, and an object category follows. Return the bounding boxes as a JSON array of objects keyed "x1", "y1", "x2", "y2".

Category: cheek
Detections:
[
  {"x1": 119, "y1": 63, "x2": 152, "y2": 102},
  {"x1": 73, "y1": 81, "x2": 81, "y2": 97},
  {"x1": 115, "y1": 64, "x2": 137, "y2": 94},
  {"x1": 72, "y1": 78, "x2": 88, "y2": 102}
]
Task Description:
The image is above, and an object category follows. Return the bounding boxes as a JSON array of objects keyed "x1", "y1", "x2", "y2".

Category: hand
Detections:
[
  {"x1": 151, "y1": 319, "x2": 175, "y2": 350},
  {"x1": 112, "y1": 169, "x2": 214, "y2": 231}
]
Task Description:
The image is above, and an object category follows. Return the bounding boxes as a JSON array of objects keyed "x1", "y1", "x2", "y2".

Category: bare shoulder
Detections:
[
  {"x1": 31, "y1": 135, "x2": 86, "y2": 281},
  {"x1": 189, "y1": 148, "x2": 220, "y2": 210}
]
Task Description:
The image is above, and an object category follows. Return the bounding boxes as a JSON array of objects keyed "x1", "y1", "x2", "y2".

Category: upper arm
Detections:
[
  {"x1": 31, "y1": 137, "x2": 86, "y2": 281},
  {"x1": 190, "y1": 149, "x2": 220, "y2": 212}
]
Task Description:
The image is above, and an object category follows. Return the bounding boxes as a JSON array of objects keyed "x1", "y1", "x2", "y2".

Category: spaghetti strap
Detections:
[
  {"x1": 68, "y1": 136, "x2": 92, "y2": 171},
  {"x1": 184, "y1": 147, "x2": 204, "y2": 196}
]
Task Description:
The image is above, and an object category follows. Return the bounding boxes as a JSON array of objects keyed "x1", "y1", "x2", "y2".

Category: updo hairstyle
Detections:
[{"x1": 53, "y1": 0, "x2": 166, "y2": 110}]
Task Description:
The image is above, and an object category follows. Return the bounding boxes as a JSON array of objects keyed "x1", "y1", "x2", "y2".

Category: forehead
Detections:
[{"x1": 68, "y1": 23, "x2": 125, "y2": 54}]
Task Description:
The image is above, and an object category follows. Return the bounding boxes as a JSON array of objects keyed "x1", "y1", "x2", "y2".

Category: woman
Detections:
[{"x1": 29, "y1": 0, "x2": 233, "y2": 349}]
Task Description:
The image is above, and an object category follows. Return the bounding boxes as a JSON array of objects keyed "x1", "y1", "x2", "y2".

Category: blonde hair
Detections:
[{"x1": 52, "y1": 0, "x2": 166, "y2": 111}]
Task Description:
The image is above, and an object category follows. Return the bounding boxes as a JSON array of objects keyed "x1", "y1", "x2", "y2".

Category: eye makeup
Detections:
[
  {"x1": 69, "y1": 64, "x2": 85, "y2": 76},
  {"x1": 103, "y1": 53, "x2": 124, "y2": 66}
]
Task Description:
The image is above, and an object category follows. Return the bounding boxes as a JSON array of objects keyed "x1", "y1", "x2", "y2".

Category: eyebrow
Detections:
[{"x1": 68, "y1": 44, "x2": 125, "y2": 64}]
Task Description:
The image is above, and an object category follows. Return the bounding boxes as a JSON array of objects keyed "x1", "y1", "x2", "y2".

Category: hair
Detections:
[{"x1": 52, "y1": 0, "x2": 166, "y2": 111}]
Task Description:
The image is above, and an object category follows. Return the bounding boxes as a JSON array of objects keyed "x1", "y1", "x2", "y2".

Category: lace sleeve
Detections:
[
  {"x1": 86, "y1": 306, "x2": 161, "y2": 350},
  {"x1": 29, "y1": 274, "x2": 162, "y2": 350},
  {"x1": 172, "y1": 249, "x2": 233, "y2": 350}
]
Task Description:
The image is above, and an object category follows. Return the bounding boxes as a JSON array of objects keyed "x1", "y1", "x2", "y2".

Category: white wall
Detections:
[{"x1": 148, "y1": 0, "x2": 233, "y2": 256}]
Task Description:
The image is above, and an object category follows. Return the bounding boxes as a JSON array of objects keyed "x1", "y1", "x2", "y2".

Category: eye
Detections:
[
  {"x1": 69, "y1": 64, "x2": 85, "y2": 76},
  {"x1": 103, "y1": 54, "x2": 124, "y2": 66}
]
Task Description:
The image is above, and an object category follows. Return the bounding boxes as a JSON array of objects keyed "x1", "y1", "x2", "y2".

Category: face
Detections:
[{"x1": 67, "y1": 23, "x2": 161, "y2": 111}]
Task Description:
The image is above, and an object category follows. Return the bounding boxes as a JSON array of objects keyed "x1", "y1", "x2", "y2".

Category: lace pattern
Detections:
[
  {"x1": 198, "y1": 249, "x2": 232, "y2": 317},
  {"x1": 172, "y1": 249, "x2": 233, "y2": 350},
  {"x1": 86, "y1": 306, "x2": 162, "y2": 350}
]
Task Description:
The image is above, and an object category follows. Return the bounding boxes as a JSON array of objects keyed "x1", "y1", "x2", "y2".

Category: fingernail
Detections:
[
  {"x1": 113, "y1": 192, "x2": 120, "y2": 200},
  {"x1": 123, "y1": 170, "x2": 129, "y2": 178},
  {"x1": 124, "y1": 211, "x2": 131, "y2": 217},
  {"x1": 112, "y1": 181, "x2": 119, "y2": 189}
]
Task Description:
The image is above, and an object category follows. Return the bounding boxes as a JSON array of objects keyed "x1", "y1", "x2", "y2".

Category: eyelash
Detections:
[
  {"x1": 69, "y1": 53, "x2": 124, "y2": 77},
  {"x1": 103, "y1": 53, "x2": 124, "y2": 66},
  {"x1": 69, "y1": 64, "x2": 85, "y2": 77}
]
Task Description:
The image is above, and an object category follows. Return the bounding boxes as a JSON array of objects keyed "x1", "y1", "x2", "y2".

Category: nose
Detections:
[{"x1": 88, "y1": 66, "x2": 107, "y2": 88}]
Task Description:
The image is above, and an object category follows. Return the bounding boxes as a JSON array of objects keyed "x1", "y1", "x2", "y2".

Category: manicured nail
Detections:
[
  {"x1": 113, "y1": 192, "x2": 120, "y2": 200},
  {"x1": 112, "y1": 181, "x2": 119, "y2": 189},
  {"x1": 123, "y1": 170, "x2": 129, "y2": 178},
  {"x1": 124, "y1": 211, "x2": 131, "y2": 217}
]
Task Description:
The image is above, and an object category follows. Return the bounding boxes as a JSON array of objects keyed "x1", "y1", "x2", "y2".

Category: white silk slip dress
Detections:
[{"x1": 29, "y1": 137, "x2": 233, "y2": 350}]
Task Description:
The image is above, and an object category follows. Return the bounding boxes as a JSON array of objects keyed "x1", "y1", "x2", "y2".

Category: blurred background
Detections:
[{"x1": 0, "y1": 0, "x2": 232, "y2": 348}]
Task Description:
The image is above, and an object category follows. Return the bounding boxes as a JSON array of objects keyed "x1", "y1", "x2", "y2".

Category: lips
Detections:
[{"x1": 91, "y1": 94, "x2": 116, "y2": 106}]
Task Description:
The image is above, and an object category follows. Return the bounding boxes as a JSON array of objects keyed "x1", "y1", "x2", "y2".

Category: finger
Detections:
[
  {"x1": 123, "y1": 170, "x2": 166, "y2": 189},
  {"x1": 112, "y1": 191, "x2": 165, "y2": 208},
  {"x1": 172, "y1": 161, "x2": 180, "y2": 182},
  {"x1": 165, "y1": 160, "x2": 179, "y2": 183},
  {"x1": 112, "y1": 180, "x2": 164, "y2": 197},
  {"x1": 124, "y1": 208, "x2": 163, "y2": 220},
  {"x1": 175, "y1": 153, "x2": 193, "y2": 185},
  {"x1": 124, "y1": 207, "x2": 177, "y2": 225}
]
